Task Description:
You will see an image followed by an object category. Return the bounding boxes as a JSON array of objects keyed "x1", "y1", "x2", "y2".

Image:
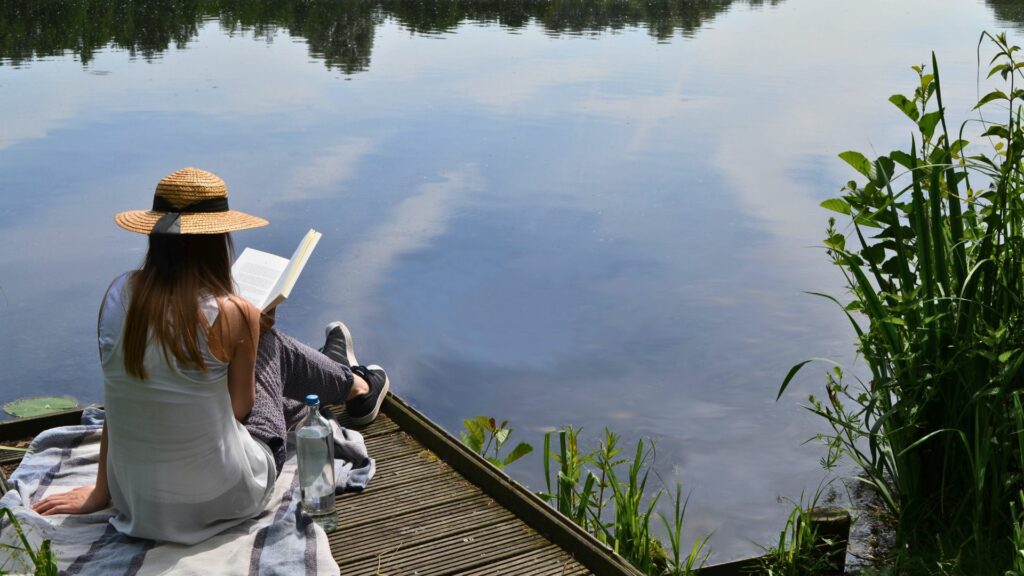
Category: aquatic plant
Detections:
[
  {"x1": 458, "y1": 416, "x2": 533, "y2": 471},
  {"x1": 456, "y1": 419, "x2": 707, "y2": 573},
  {"x1": 755, "y1": 488, "x2": 836, "y2": 576},
  {"x1": 661, "y1": 482, "x2": 711, "y2": 576},
  {"x1": 2, "y1": 397, "x2": 78, "y2": 419},
  {"x1": 781, "y1": 32, "x2": 1024, "y2": 573},
  {"x1": 540, "y1": 427, "x2": 708, "y2": 576}
]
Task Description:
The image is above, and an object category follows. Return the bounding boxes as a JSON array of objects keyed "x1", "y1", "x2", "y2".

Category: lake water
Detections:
[{"x1": 2, "y1": 0, "x2": 1023, "y2": 562}]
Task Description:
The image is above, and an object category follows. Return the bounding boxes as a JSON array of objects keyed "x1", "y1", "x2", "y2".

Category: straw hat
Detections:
[{"x1": 115, "y1": 167, "x2": 269, "y2": 235}]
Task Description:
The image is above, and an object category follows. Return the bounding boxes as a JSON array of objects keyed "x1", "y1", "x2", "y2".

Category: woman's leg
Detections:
[
  {"x1": 243, "y1": 328, "x2": 359, "y2": 471},
  {"x1": 268, "y1": 328, "x2": 357, "y2": 405}
]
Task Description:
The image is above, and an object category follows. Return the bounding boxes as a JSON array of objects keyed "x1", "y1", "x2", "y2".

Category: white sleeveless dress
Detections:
[{"x1": 97, "y1": 273, "x2": 276, "y2": 544}]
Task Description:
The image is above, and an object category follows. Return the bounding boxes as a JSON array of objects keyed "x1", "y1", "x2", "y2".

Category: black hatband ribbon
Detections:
[{"x1": 151, "y1": 196, "x2": 229, "y2": 234}]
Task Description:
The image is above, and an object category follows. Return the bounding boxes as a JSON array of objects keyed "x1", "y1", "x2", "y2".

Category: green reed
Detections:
[
  {"x1": 540, "y1": 427, "x2": 709, "y2": 576},
  {"x1": 781, "y1": 32, "x2": 1024, "y2": 573},
  {"x1": 1010, "y1": 491, "x2": 1024, "y2": 576},
  {"x1": 0, "y1": 508, "x2": 57, "y2": 576},
  {"x1": 755, "y1": 488, "x2": 834, "y2": 576}
]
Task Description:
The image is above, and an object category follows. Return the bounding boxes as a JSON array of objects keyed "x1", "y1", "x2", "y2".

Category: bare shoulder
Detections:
[
  {"x1": 220, "y1": 294, "x2": 260, "y2": 322},
  {"x1": 210, "y1": 294, "x2": 260, "y2": 361}
]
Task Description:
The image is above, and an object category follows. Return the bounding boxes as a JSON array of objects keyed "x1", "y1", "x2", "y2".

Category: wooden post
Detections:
[{"x1": 807, "y1": 506, "x2": 851, "y2": 574}]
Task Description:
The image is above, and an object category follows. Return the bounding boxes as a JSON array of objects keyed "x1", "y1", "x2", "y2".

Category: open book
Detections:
[{"x1": 232, "y1": 229, "x2": 322, "y2": 311}]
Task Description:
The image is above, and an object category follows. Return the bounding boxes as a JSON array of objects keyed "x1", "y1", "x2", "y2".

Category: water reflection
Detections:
[
  {"x1": 1, "y1": 0, "x2": 780, "y2": 71},
  {"x1": 988, "y1": 1, "x2": 1024, "y2": 27}
]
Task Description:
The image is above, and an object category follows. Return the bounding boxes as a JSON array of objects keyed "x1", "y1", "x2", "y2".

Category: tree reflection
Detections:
[
  {"x1": 987, "y1": 0, "x2": 1024, "y2": 31},
  {"x1": 0, "y1": 0, "x2": 781, "y2": 71}
]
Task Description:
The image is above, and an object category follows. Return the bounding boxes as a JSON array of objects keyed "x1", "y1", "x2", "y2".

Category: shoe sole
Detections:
[
  {"x1": 324, "y1": 321, "x2": 358, "y2": 367},
  {"x1": 348, "y1": 364, "x2": 390, "y2": 426}
]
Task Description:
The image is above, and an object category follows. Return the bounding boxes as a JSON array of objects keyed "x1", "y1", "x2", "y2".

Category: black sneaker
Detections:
[
  {"x1": 321, "y1": 321, "x2": 357, "y2": 368},
  {"x1": 347, "y1": 365, "x2": 390, "y2": 426}
]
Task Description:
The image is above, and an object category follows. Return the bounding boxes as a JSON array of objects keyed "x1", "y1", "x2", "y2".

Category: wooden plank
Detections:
[
  {"x1": 329, "y1": 407, "x2": 400, "y2": 437},
  {"x1": 382, "y1": 395, "x2": 643, "y2": 576},
  {"x1": 453, "y1": 544, "x2": 590, "y2": 576},
  {"x1": 0, "y1": 408, "x2": 84, "y2": 438},
  {"x1": 352, "y1": 452, "x2": 454, "y2": 494},
  {"x1": 694, "y1": 558, "x2": 765, "y2": 576},
  {"x1": 334, "y1": 475, "x2": 480, "y2": 525},
  {"x1": 365, "y1": 431, "x2": 424, "y2": 460},
  {"x1": 342, "y1": 520, "x2": 550, "y2": 576},
  {"x1": 331, "y1": 494, "x2": 513, "y2": 564}
]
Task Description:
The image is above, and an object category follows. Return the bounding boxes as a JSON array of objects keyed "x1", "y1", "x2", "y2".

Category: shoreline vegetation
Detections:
[
  {"x1": 782, "y1": 31, "x2": 1024, "y2": 575},
  {"x1": 458, "y1": 417, "x2": 852, "y2": 575},
  {"x1": 459, "y1": 417, "x2": 711, "y2": 576}
]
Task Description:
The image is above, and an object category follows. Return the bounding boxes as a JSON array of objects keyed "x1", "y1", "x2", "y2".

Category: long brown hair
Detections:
[{"x1": 123, "y1": 233, "x2": 235, "y2": 379}]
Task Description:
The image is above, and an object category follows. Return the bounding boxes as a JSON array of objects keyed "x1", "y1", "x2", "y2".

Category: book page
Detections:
[
  {"x1": 232, "y1": 248, "x2": 289, "y2": 310},
  {"x1": 265, "y1": 229, "x2": 322, "y2": 310}
]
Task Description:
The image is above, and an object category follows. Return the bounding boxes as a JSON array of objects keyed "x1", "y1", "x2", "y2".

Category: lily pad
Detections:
[{"x1": 4, "y1": 396, "x2": 79, "y2": 418}]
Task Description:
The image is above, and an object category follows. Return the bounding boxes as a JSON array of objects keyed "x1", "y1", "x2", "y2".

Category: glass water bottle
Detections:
[{"x1": 295, "y1": 394, "x2": 336, "y2": 519}]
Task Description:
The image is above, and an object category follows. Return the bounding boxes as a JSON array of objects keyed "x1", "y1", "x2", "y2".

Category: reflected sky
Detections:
[{"x1": 0, "y1": 0, "x2": 1017, "y2": 561}]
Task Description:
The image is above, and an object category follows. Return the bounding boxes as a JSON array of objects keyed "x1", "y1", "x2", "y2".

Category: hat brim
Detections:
[{"x1": 115, "y1": 210, "x2": 269, "y2": 235}]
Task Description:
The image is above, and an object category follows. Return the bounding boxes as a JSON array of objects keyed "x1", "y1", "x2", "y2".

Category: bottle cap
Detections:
[{"x1": 305, "y1": 394, "x2": 320, "y2": 407}]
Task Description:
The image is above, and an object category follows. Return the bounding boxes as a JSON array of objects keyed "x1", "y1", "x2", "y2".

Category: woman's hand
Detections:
[{"x1": 31, "y1": 485, "x2": 108, "y2": 516}]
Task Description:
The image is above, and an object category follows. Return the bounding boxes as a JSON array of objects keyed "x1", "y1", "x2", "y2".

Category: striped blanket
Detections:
[{"x1": 0, "y1": 410, "x2": 342, "y2": 575}]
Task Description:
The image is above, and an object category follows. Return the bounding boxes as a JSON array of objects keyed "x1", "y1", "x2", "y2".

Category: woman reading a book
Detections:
[{"x1": 30, "y1": 167, "x2": 389, "y2": 544}]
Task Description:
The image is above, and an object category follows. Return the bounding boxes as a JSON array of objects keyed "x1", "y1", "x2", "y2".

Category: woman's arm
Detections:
[
  {"x1": 32, "y1": 420, "x2": 111, "y2": 515},
  {"x1": 218, "y1": 296, "x2": 260, "y2": 422}
]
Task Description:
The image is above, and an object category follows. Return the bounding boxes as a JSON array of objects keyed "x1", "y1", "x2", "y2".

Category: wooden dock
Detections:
[
  {"x1": 327, "y1": 395, "x2": 638, "y2": 575},
  {"x1": 0, "y1": 395, "x2": 849, "y2": 575},
  {"x1": 0, "y1": 395, "x2": 643, "y2": 576}
]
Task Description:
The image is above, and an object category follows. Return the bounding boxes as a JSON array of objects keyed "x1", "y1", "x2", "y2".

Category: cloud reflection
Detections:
[
  {"x1": 325, "y1": 166, "x2": 483, "y2": 328},
  {"x1": 288, "y1": 138, "x2": 379, "y2": 201}
]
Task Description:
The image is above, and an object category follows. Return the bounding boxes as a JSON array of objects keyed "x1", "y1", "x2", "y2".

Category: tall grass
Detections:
[
  {"x1": 0, "y1": 508, "x2": 57, "y2": 575},
  {"x1": 755, "y1": 485, "x2": 843, "y2": 576},
  {"x1": 541, "y1": 427, "x2": 710, "y2": 576},
  {"x1": 781, "y1": 32, "x2": 1024, "y2": 573}
]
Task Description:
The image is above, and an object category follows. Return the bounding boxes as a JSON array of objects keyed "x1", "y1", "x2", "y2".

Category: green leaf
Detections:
[
  {"x1": 983, "y1": 125, "x2": 1010, "y2": 140},
  {"x1": 918, "y1": 110, "x2": 942, "y2": 141},
  {"x1": 824, "y1": 233, "x2": 845, "y2": 251},
  {"x1": 461, "y1": 417, "x2": 486, "y2": 453},
  {"x1": 503, "y1": 442, "x2": 534, "y2": 465},
  {"x1": 891, "y1": 150, "x2": 915, "y2": 169},
  {"x1": 873, "y1": 156, "x2": 896, "y2": 186},
  {"x1": 920, "y1": 73, "x2": 934, "y2": 92},
  {"x1": 974, "y1": 89, "x2": 1009, "y2": 110},
  {"x1": 839, "y1": 151, "x2": 874, "y2": 179},
  {"x1": 949, "y1": 139, "x2": 969, "y2": 158},
  {"x1": 485, "y1": 456, "x2": 504, "y2": 469},
  {"x1": 779, "y1": 359, "x2": 842, "y2": 401},
  {"x1": 862, "y1": 244, "x2": 886, "y2": 265},
  {"x1": 494, "y1": 428, "x2": 511, "y2": 445},
  {"x1": 998, "y1": 349, "x2": 1018, "y2": 363},
  {"x1": 3, "y1": 396, "x2": 78, "y2": 418},
  {"x1": 987, "y1": 63, "x2": 1007, "y2": 78},
  {"x1": 889, "y1": 94, "x2": 919, "y2": 121},
  {"x1": 820, "y1": 198, "x2": 851, "y2": 215},
  {"x1": 853, "y1": 213, "x2": 884, "y2": 229}
]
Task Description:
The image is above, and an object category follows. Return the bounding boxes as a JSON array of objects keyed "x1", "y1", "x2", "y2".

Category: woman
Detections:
[{"x1": 31, "y1": 168, "x2": 389, "y2": 544}]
